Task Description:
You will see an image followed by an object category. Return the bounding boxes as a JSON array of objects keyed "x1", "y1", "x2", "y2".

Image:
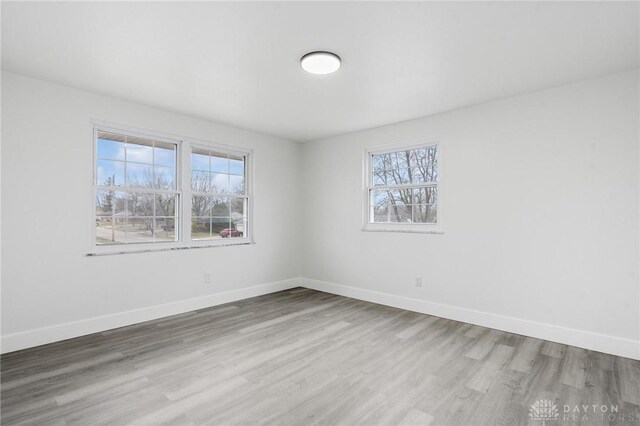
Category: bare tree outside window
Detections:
[
  {"x1": 369, "y1": 144, "x2": 439, "y2": 225},
  {"x1": 95, "y1": 131, "x2": 178, "y2": 245},
  {"x1": 190, "y1": 147, "x2": 247, "y2": 240},
  {"x1": 93, "y1": 126, "x2": 251, "y2": 250}
]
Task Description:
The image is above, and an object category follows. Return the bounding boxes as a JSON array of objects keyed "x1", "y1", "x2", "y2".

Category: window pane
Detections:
[
  {"x1": 128, "y1": 192, "x2": 154, "y2": 216},
  {"x1": 230, "y1": 198, "x2": 246, "y2": 238},
  {"x1": 154, "y1": 166, "x2": 176, "y2": 190},
  {"x1": 372, "y1": 189, "x2": 388, "y2": 207},
  {"x1": 394, "y1": 151, "x2": 411, "y2": 169},
  {"x1": 96, "y1": 217, "x2": 127, "y2": 245},
  {"x1": 372, "y1": 154, "x2": 385, "y2": 172},
  {"x1": 97, "y1": 138, "x2": 125, "y2": 161},
  {"x1": 230, "y1": 219, "x2": 247, "y2": 238},
  {"x1": 97, "y1": 160, "x2": 125, "y2": 186},
  {"x1": 212, "y1": 217, "x2": 231, "y2": 237},
  {"x1": 192, "y1": 171, "x2": 211, "y2": 192},
  {"x1": 192, "y1": 195, "x2": 212, "y2": 218},
  {"x1": 379, "y1": 170, "x2": 394, "y2": 185},
  {"x1": 126, "y1": 140, "x2": 153, "y2": 164},
  {"x1": 411, "y1": 165, "x2": 437, "y2": 183},
  {"x1": 229, "y1": 175, "x2": 244, "y2": 194},
  {"x1": 413, "y1": 204, "x2": 437, "y2": 224},
  {"x1": 370, "y1": 204, "x2": 412, "y2": 223},
  {"x1": 192, "y1": 218, "x2": 212, "y2": 240},
  {"x1": 192, "y1": 151, "x2": 210, "y2": 172},
  {"x1": 386, "y1": 204, "x2": 411, "y2": 222},
  {"x1": 372, "y1": 153, "x2": 394, "y2": 173},
  {"x1": 413, "y1": 187, "x2": 437, "y2": 204},
  {"x1": 127, "y1": 218, "x2": 155, "y2": 243},
  {"x1": 372, "y1": 145, "x2": 438, "y2": 186},
  {"x1": 96, "y1": 190, "x2": 126, "y2": 216},
  {"x1": 371, "y1": 189, "x2": 413, "y2": 223},
  {"x1": 191, "y1": 149, "x2": 244, "y2": 195},
  {"x1": 229, "y1": 155, "x2": 244, "y2": 176},
  {"x1": 372, "y1": 189, "x2": 411, "y2": 207},
  {"x1": 156, "y1": 194, "x2": 177, "y2": 217},
  {"x1": 371, "y1": 205, "x2": 389, "y2": 223},
  {"x1": 210, "y1": 154, "x2": 228, "y2": 173},
  {"x1": 126, "y1": 163, "x2": 153, "y2": 187},
  {"x1": 388, "y1": 189, "x2": 411, "y2": 206},
  {"x1": 387, "y1": 153, "x2": 399, "y2": 170},
  {"x1": 393, "y1": 168, "x2": 411, "y2": 184},
  {"x1": 425, "y1": 145, "x2": 438, "y2": 165},
  {"x1": 411, "y1": 167, "x2": 426, "y2": 183},
  {"x1": 154, "y1": 142, "x2": 176, "y2": 167},
  {"x1": 211, "y1": 197, "x2": 230, "y2": 216},
  {"x1": 155, "y1": 218, "x2": 177, "y2": 242},
  {"x1": 405, "y1": 148, "x2": 416, "y2": 168},
  {"x1": 373, "y1": 170, "x2": 387, "y2": 186},
  {"x1": 211, "y1": 173, "x2": 230, "y2": 193}
]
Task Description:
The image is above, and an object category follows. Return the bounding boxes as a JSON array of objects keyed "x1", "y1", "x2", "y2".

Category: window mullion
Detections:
[
  {"x1": 96, "y1": 186, "x2": 179, "y2": 194},
  {"x1": 182, "y1": 140, "x2": 192, "y2": 243}
]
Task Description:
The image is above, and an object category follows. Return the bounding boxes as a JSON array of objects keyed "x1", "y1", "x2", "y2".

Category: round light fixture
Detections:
[{"x1": 300, "y1": 51, "x2": 341, "y2": 75}]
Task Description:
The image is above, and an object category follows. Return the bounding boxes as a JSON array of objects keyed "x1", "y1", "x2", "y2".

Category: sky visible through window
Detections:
[
  {"x1": 190, "y1": 147, "x2": 246, "y2": 240},
  {"x1": 96, "y1": 134, "x2": 176, "y2": 189},
  {"x1": 95, "y1": 131, "x2": 249, "y2": 246},
  {"x1": 95, "y1": 132, "x2": 178, "y2": 245}
]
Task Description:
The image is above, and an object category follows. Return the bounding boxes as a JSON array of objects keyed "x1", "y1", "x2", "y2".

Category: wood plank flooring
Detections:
[{"x1": 2, "y1": 288, "x2": 639, "y2": 425}]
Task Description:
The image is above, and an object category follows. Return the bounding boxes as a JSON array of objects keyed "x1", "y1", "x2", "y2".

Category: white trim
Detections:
[
  {"x1": 361, "y1": 226, "x2": 444, "y2": 235},
  {"x1": 86, "y1": 240, "x2": 255, "y2": 256},
  {"x1": 363, "y1": 138, "x2": 444, "y2": 234},
  {"x1": 90, "y1": 119, "x2": 186, "y2": 145},
  {"x1": 4, "y1": 276, "x2": 637, "y2": 360},
  {"x1": 1, "y1": 278, "x2": 299, "y2": 354},
  {"x1": 300, "y1": 277, "x2": 640, "y2": 360}
]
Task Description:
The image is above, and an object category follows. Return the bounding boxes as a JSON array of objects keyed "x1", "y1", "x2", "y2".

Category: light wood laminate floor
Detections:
[{"x1": 2, "y1": 288, "x2": 639, "y2": 425}]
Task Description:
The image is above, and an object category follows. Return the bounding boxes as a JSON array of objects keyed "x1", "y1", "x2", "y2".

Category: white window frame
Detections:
[
  {"x1": 90, "y1": 121, "x2": 254, "y2": 255},
  {"x1": 362, "y1": 139, "x2": 443, "y2": 234},
  {"x1": 186, "y1": 141, "x2": 253, "y2": 247}
]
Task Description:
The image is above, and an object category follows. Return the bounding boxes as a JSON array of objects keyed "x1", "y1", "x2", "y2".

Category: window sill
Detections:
[
  {"x1": 362, "y1": 224, "x2": 444, "y2": 234},
  {"x1": 87, "y1": 239, "x2": 255, "y2": 256}
]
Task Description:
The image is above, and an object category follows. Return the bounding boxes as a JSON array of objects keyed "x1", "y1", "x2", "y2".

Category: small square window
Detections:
[{"x1": 364, "y1": 142, "x2": 442, "y2": 233}]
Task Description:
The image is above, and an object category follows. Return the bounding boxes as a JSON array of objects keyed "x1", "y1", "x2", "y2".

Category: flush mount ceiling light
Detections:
[{"x1": 300, "y1": 51, "x2": 341, "y2": 75}]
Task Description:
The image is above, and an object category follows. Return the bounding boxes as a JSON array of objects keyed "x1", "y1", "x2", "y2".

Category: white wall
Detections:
[
  {"x1": 3, "y1": 70, "x2": 639, "y2": 359},
  {"x1": 1, "y1": 72, "x2": 302, "y2": 352},
  {"x1": 301, "y1": 70, "x2": 640, "y2": 359}
]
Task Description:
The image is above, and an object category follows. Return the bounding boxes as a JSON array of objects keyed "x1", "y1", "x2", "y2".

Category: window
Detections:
[
  {"x1": 364, "y1": 141, "x2": 442, "y2": 233},
  {"x1": 93, "y1": 123, "x2": 252, "y2": 252},
  {"x1": 190, "y1": 147, "x2": 248, "y2": 240},
  {"x1": 95, "y1": 131, "x2": 178, "y2": 245}
]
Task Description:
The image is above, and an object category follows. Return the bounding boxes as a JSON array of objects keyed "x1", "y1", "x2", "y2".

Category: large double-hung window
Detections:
[
  {"x1": 93, "y1": 123, "x2": 252, "y2": 253},
  {"x1": 190, "y1": 147, "x2": 248, "y2": 241}
]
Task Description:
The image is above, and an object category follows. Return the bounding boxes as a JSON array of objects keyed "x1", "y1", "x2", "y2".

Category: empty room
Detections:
[{"x1": 1, "y1": 1, "x2": 639, "y2": 425}]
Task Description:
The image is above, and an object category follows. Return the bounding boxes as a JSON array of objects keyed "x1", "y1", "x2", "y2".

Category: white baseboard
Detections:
[
  {"x1": 1, "y1": 278, "x2": 300, "y2": 354},
  {"x1": 300, "y1": 277, "x2": 640, "y2": 360},
  {"x1": 5, "y1": 277, "x2": 637, "y2": 360}
]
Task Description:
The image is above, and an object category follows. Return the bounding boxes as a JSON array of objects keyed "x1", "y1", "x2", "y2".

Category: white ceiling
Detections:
[{"x1": 2, "y1": 2, "x2": 638, "y2": 142}]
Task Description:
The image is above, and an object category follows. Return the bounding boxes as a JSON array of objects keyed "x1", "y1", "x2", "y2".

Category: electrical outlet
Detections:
[
  {"x1": 415, "y1": 277, "x2": 422, "y2": 287},
  {"x1": 204, "y1": 272, "x2": 212, "y2": 284}
]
